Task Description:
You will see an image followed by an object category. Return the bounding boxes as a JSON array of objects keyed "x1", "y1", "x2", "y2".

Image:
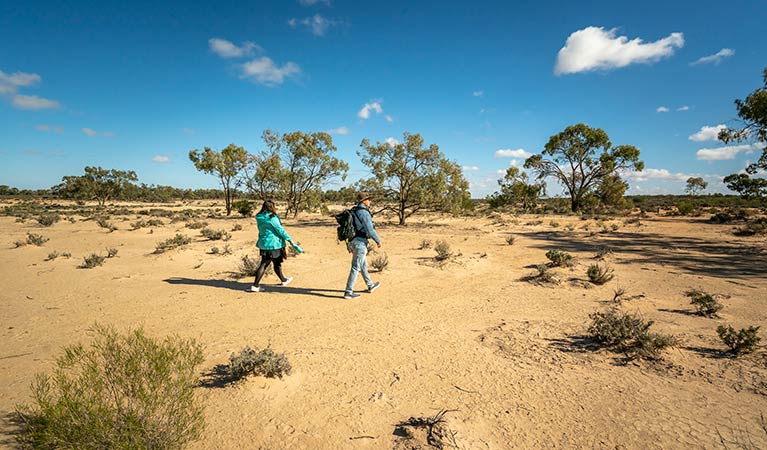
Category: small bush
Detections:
[
  {"x1": 675, "y1": 200, "x2": 694, "y2": 216},
  {"x1": 546, "y1": 249, "x2": 573, "y2": 267},
  {"x1": 154, "y1": 234, "x2": 192, "y2": 254},
  {"x1": 147, "y1": 218, "x2": 164, "y2": 227},
  {"x1": 226, "y1": 346, "x2": 292, "y2": 381},
  {"x1": 96, "y1": 217, "x2": 117, "y2": 232},
  {"x1": 525, "y1": 220, "x2": 543, "y2": 226},
  {"x1": 61, "y1": 252, "x2": 72, "y2": 258},
  {"x1": 45, "y1": 251, "x2": 60, "y2": 261},
  {"x1": 587, "y1": 263, "x2": 614, "y2": 285},
  {"x1": 211, "y1": 244, "x2": 232, "y2": 256},
  {"x1": 612, "y1": 287, "x2": 627, "y2": 303},
  {"x1": 549, "y1": 220, "x2": 560, "y2": 228},
  {"x1": 685, "y1": 289, "x2": 723, "y2": 317},
  {"x1": 505, "y1": 235, "x2": 516, "y2": 245},
  {"x1": 36, "y1": 213, "x2": 60, "y2": 227},
  {"x1": 131, "y1": 219, "x2": 147, "y2": 230},
  {"x1": 231, "y1": 224, "x2": 243, "y2": 232},
  {"x1": 419, "y1": 239, "x2": 432, "y2": 250},
  {"x1": 14, "y1": 239, "x2": 27, "y2": 248},
  {"x1": 563, "y1": 224, "x2": 575, "y2": 232},
  {"x1": 371, "y1": 253, "x2": 389, "y2": 272},
  {"x1": 733, "y1": 219, "x2": 767, "y2": 236},
  {"x1": 610, "y1": 224, "x2": 620, "y2": 231},
  {"x1": 594, "y1": 246, "x2": 613, "y2": 260},
  {"x1": 528, "y1": 264, "x2": 556, "y2": 285},
  {"x1": 26, "y1": 233, "x2": 49, "y2": 246},
  {"x1": 434, "y1": 240, "x2": 452, "y2": 261},
  {"x1": 15, "y1": 324, "x2": 205, "y2": 449},
  {"x1": 106, "y1": 248, "x2": 119, "y2": 258},
  {"x1": 79, "y1": 253, "x2": 106, "y2": 269},
  {"x1": 232, "y1": 200, "x2": 255, "y2": 217},
  {"x1": 588, "y1": 309, "x2": 678, "y2": 360},
  {"x1": 200, "y1": 228, "x2": 231, "y2": 241},
  {"x1": 717, "y1": 325, "x2": 761, "y2": 354},
  {"x1": 235, "y1": 255, "x2": 260, "y2": 278},
  {"x1": 185, "y1": 221, "x2": 208, "y2": 230}
]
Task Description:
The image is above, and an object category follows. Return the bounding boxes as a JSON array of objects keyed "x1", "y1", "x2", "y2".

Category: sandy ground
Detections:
[{"x1": 1, "y1": 201, "x2": 766, "y2": 449}]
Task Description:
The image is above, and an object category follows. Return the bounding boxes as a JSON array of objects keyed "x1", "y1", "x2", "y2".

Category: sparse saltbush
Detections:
[
  {"x1": 79, "y1": 253, "x2": 106, "y2": 269},
  {"x1": 132, "y1": 218, "x2": 165, "y2": 230},
  {"x1": 588, "y1": 309, "x2": 679, "y2": 360},
  {"x1": 61, "y1": 252, "x2": 72, "y2": 258},
  {"x1": 525, "y1": 219, "x2": 543, "y2": 226},
  {"x1": 371, "y1": 253, "x2": 389, "y2": 272},
  {"x1": 231, "y1": 224, "x2": 243, "y2": 232},
  {"x1": 14, "y1": 239, "x2": 26, "y2": 248},
  {"x1": 717, "y1": 325, "x2": 761, "y2": 354},
  {"x1": 36, "y1": 213, "x2": 60, "y2": 227},
  {"x1": 545, "y1": 249, "x2": 573, "y2": 267},
  {"x1": 528, "y1": 264, "x2": 556, "y2": 285},
  {"x1": 185, "y1": 221, "x2": 208, "y2": 230},
  {"x1": 434, "y1": 240, "x2": 452, "y2": 261},
  {"x1": 96, "y1": 216, "x2": 117, "y2": 232},
  {"x1": 67, "y1": 217, "x2": 77, "y2": 223},
  {"x1": 154, "y1": 234, "x2": 192, "y2": 254},
  {"x1": 26, "y1": 233, "x2": 49, "y2": 246},
  {"x1": 45, "y1": 251, "x2": 60, "y2": 261},
  {"x1": 232, "y1": 200, "x2": 255, "y2": 217},
  {"x1": 225, "y1": 346, "x2": 292, "y2": 381},
  {"x1": 147, "y1": 218, "x2": 164, "y2": 227},
  {"x1": 211, "y1": 244, "x2": 232, "y2": 255},
  {"x1": 15, "y1": 323, "x2": 205, "y2": 450},
  {"x1": 709, "y1": 208, "x2": 749, "y2": 224},
  {"x1": 419, "y1": 239, "x2": 432, "y2": 250},
  {"x1": 550, "y1": 220, "x2": 560, "y2": 228},
  {"x1": 506, "y1": 235, "x2": 516, "y2": 245},
  {"x1": 623, "y1": 217, "x2": 641, "y2": 226},
  {"x1": 612, "y1": 287, "x2": 627, "y2": 303},
  {"x1": 685, "y1": 289, "x2": 723, "y2": 317},
  {"x1": 200, "y1": 227, "x2": 231, "y2": 241},
  {"x1": 594, "y1": 246, "x2": 613, "y2": 260},
  {"x1": 106, "y1": 248, "x2": 118, "y2": 258},
  {"x1": 235, "y1": 255, "x2": 260, "y2": 278},
  {"x1": 587, "y1": 263, "x2": 614, "y2": 285}
]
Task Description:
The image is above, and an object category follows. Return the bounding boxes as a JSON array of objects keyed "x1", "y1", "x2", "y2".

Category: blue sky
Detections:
[{"x1": 1, "y1": 0, "x2": 765, "y2": 197}]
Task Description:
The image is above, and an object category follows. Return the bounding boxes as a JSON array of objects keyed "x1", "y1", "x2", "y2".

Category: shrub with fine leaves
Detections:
[
  {"x1": 226, "y1": 346, "x2": 292, "y2": 381},
  {"x1": 717, "y1": 325, "x2": 761, "y2": 354},
  {"x1": 546, "y1": 249, "x2": 573, "y2": 267},
  {"x1": 685, "y1": 289, "x2": 723, "y2": 317},
  {"x1": 588, "y1": 309, "x2": 678, "y2": 360}
]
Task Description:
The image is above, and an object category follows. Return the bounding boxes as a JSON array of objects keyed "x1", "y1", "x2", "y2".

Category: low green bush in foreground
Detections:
[{"x1": 15, "y1": 324, "x2": 205, "y2": 450}]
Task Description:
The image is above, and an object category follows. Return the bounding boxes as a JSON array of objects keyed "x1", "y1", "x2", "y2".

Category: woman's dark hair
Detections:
[{"x1": 258, "y1": 200, "x2": 278, "y2": 217}]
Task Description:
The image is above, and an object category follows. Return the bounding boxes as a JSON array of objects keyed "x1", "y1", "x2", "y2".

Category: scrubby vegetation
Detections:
[
  {"x1": 211, "y1": 245, "x2": 232, "y2": 255},
  {"x1": 15, "y1": 324, "x2": 205, "y2": 449},
  {"x1": 588, "y1": 309, "x2": 679, "y2": 360},
  {"x1": 546, "y1": 249, "x2": 573, "y2": 267},
  {"x1": 434, "y1": 240, "x2": 452, "y2": 261},
  {"x1": 505, "y1": 235, "x2": 515, "y2": 245},
  {"x1": 200, "y1": 228, "x2": 231, "y2": 241},
  {"x1": 25, "y1": 233, "x2": 49, "y2": 247},
  {"x1": 185, "y1": 221, "x2": 208, "y2": 230},
  {"x1": 225, "y1": 345, "x2": 292, "y2": 381},
  {"x1": 234, "y1": 255, "x2": 260, "y2": 278},
  {"x1": 371, "y1": 253, "x2": 389, "y2": 272},
  {"x1": 36, "y1": 213, "x2": 60, "y2": 227},
  {"x1": 717, "y1": 325, "x2": 761, "y2": 354},
  {"x1": 154, "y1": 234, "x2": 192, "y2": 254},
  {"x1": 587, "y1": 263, "x2": 614, "y2": 285},
  {"x1": 419, "y1": 239, "x2": 432, "y2": 250},
  {"x1": 79, "y1": 253, "x2": 106, "y2": 269},
  {"x1": 685, "y1": 289, "x2": 723, "y2": 317}
]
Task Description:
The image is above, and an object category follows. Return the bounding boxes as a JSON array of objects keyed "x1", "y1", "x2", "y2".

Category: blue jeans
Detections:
[{"x1": 345, "y1": 238, "x2": 373, "y2": 294}]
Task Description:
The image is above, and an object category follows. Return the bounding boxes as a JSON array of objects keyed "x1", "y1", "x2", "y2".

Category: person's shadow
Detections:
[{"x1": 163, "y1": 277, "x2": 346, "y2": 299}]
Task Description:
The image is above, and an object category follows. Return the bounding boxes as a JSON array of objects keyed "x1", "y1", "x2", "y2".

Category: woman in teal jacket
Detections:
[{"x1": 249, "y1": 200, "x2": 295, "y2": 292}]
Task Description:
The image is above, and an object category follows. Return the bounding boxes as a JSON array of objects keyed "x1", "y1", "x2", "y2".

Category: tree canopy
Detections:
[
  {"x1": 524, "y1": 123, "x2": 643, "y2": 212},
  {"x1": 52, "y1": 166, "x2": 138, "y2": 206},
  {"x1": 189, "y1": 144, "x2": 248, "y2": 215},
  {"x1": 487, "y1": 166, "x2": 544, "y2": 211},
  {"x1": 358, "y1": 132, "x2": 470, "y2": 225}
]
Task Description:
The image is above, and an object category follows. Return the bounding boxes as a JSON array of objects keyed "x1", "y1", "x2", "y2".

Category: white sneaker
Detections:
[
  {"x1": 248, "y1": 286, "x2": 262, "y2": 292},
  {"x1": 281, "y1": 277, "x2": 293, "y2": 286}
]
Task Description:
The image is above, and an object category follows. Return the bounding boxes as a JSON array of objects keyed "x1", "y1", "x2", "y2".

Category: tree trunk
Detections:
[
  {"x1": 224, "y1": 187, "x2": 232, "y2": 216},
  {"x1": 571, "y1": 197, "x2": 579, "y2": 212}
]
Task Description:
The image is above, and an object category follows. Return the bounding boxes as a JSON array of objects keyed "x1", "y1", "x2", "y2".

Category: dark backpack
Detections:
[{"x1": 335, "y1": 208, "x2": 358, "y2": 242}]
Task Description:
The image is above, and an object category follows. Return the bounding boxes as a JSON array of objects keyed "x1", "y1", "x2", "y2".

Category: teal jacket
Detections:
[{"x1": 255, "y1": 212, "x2": 292, "y2": 250}]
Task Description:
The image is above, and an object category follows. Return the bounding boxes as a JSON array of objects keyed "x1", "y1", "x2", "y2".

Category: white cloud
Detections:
[
  {"x1": 358, "y1": 101, "x2": 383, "y2": 119},
  {"x1": 288, "y1": 14, "x2": 339, "y2": 36},
  {"x1": 472, "y1": 90, "x2": 484, "y2": 97},
  {"x1": 182, "y1": 127, "x2": 196, "y2": 135},
  {"x1": 241, "y1": 57, "x2": 301, "y2": 86},
  {"x1": 677, "y1": 105, "x2": 689, "y2": 111},
  {"x1": 656, "y1": 106, "x2": 670, "y2": 113},
  {"x1": 328, "y1": 126, "x2": 349, "y2": 135},
  {"x1": 208, "y1": 38, "x2": 259, "y2": 58},
  {"x1": 298, "y1": 0, "x2": 330, "y2": 5},
  {"x1": 462, "y1": 165, "x2": 480, "y2": 171},
  {"x1": 495, "y1": 148, "x2": 532, "y2": 158},
  {"x1": 691, "y1": 48, "x2": 735, "y2": 66},
  {"x1": 36, "y1": 124, "x2": 63, "y2": 133},
  {"x1": 12, "y1": 94, "x2": 60, "y2": 110},
  {"x1": 0, "y1": 70, "x2": 41, "y2": 94},
  {"x1": 81, "y1": 128, "x2": 113, "y2": 137},
  {"x1": 621, "y1": 168, "x2": 699, "y2": 182},
  {"x1": 385, "y1": 115, "x2": 393, "y2": 123},
  {"x1": 555, "y1": 26, "x2": 684, "y2": 75},
  {"x1": 152, "y1": 155, "x2": 170, "y2": 163},
  {"x1": 82, "y1": 128, "x2": 97, "y2": 136},
  {"x1": 509, "y1": 159, "x2": 521, "y2": 167},
  {"x1": 696, "y1": 143, "x2": 760, "y2": 161},
  {"x1": 385, "y1": 137, "x2": 400, "y2": 146},
  {"x1": 689, "y1": 124, "x2": 726, "y2": 142}
]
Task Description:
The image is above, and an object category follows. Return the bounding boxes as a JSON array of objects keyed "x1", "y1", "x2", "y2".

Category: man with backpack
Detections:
[{"x1": 341, "y1": 192, "x2": 381, "y2": 299}]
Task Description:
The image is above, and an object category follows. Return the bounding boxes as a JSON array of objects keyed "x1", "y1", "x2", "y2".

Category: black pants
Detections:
[{"x1": 254, "y1": 249, "x2": 287, "y2": 285}]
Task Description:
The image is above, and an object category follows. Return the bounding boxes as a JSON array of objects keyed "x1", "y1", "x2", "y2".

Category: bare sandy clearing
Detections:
[{"x1": 1, "y1": 202, "x2": 766, "y2": 449}]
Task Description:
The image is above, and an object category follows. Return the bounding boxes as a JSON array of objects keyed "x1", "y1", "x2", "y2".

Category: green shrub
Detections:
[
  {"x1": 549, "y1": 220, "x2": 560, "y2": 228},
  {"x1": 79, "y1": 253, "x2": 106, "y2": 269},
  {"x1": 154, "y1": 234, "x2": 192, "y2": 254},
  {"x1": 235, "y1": 255, "x2": 260, "y2": 278},
  {"x1": 200, "y1": 228, "x2": 231, "y2": 241},
  {"x1": 231, "y1": 224, "x2": 243, "y2": 232},
  {"x1": 717, "y1": 325, "x2": 761, "y2": 354},
  {"x1": 527, "y1": 264, "x2": 556, "y2": 285},
  {"x1": 15, "y1": 324, "x2": 205, "y2": 450},
  {"x1": 36, "y1": 213, "x2": 60, "y2": 227},
  {"x1": 685, "y1": 289, "x2": 723, "y2": 317},
  {"x1": 434, "y1": 240, "x2": 452, "y2": 261},
  {"x1": 96, "y1": 216, "x2": 117, "y2": 232},
  {"x1": 26, "y1": 233, "x2": 49, "y2": 246},
  {"x1": 419, "y1": 239, "x2": 432, "y2": 250},
  {"x1": 185, "y1": 221, "x2": 208, "y2": 230},
  {"x1": 587, "y1": 263, "x2": 614, "y2": 285},
  {"x1": 210, "y1": 244, "x2": 232, "y2": 256},
  {"x1": 675, "y1": 200, "x2": 694, "y2": 216},
  {"x1": 226, "y1": 346, "x2": 292, "y2": 381},
  {"x1": 588, "y1": 309, "x2": 678, "y2": 360},
  {"x1": 546, "y1": 249, "x2": 573, "y2": 267},
  {"x1": 371, "y1": 253, "x2": 389, "y2": 272},
  {"x1": 232, "y1": 200, "x2": 255, "y2": 217},
  {"x1": 733, "y1": 219, "x2": 767, "y2": 236},
  {"x1": 45, "y1": 251, "x2": 60, "y2": 261}
]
